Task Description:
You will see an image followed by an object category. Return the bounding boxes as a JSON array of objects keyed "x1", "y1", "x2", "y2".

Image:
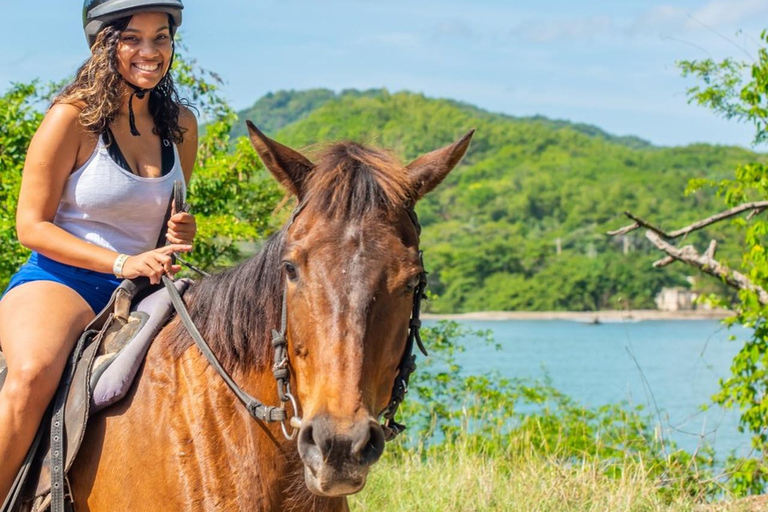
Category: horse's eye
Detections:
[
  {"x1": 404, "y1": 275, "x2": 420, "y2": 295},
  {"x1": 283, "y1": 262, "x2": 298, "y2": 281}
]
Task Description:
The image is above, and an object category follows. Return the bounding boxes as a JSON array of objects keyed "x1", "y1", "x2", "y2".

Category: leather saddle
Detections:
[{"x1": 0, "y1": 277, "x2": 191, "y2": 512}]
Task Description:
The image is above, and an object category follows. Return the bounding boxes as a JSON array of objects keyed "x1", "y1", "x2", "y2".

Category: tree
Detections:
[{"x1": 610, "y1": 30, "x2": 768, "y2": 496}]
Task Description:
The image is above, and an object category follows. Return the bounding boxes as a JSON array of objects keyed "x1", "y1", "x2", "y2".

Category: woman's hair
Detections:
[{"x1": 53, "y1": 15, "x2": 189, "y2": 143}]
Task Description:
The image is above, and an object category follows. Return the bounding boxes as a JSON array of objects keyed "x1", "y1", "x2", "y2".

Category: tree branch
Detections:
[
  {"x1": 652, "y1": 256, "x2": 676, "y2": 268},
  {"x1": 645, "y1": 231, "x2": 768, "y2": 305},
  {"x1": 608, "y1": 201, "x2": 768, "y2": 238}
]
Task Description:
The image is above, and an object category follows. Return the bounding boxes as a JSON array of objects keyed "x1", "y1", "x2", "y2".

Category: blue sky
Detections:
[{"x1": 1, "y1": 0, "x2": 767, "y2": 147}]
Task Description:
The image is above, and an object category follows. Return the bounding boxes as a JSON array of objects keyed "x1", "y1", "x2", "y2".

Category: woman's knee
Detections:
[{"x1": 2, "y1": 362, "x2": 63, "y2": 412}]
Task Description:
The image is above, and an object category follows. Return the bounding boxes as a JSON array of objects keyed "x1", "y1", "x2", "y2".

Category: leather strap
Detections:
[
  {"x1": 380, "y1": 210, "x2": 429, "y2": 441},
  {"x1": 50, "y1": 329, "x2": 93, "y2": 512},
  {"x1": 162, "y1": 276, "x2": 286, "y2": 423}
]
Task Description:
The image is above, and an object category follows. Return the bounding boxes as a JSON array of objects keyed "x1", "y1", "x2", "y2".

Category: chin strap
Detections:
[
  {"x1": 125, "y1": 85, "x2": 147, "y2": 136},
  {"x1": 122, "y1": 45, "x2": 175, "y2": 137}
]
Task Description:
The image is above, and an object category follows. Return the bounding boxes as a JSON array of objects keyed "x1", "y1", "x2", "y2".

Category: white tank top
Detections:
[{"x1": 53, "y1": 135, "x2": 186, "y2": 256}]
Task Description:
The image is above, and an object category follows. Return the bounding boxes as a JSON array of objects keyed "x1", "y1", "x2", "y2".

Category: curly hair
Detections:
[{"x1": 53, "y1": 16, "x2": 188, "y2": 144}]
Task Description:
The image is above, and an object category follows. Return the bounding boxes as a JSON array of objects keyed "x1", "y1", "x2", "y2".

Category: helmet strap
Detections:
[
  {"x1": 121, "y1": 44, "x2": 175, "y2": 137},
  {"x1": 126, "y1": 85, "x2": 147, "y2": 137}
]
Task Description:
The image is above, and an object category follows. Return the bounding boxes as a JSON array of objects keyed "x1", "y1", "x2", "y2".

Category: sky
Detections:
[{"x1": 1, "y1": 0, "x2": 767, "y2": 148}]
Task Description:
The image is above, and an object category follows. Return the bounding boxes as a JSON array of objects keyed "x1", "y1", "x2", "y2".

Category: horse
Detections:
[{"x1": 66, "y1": 123, "x2": 474, "y2": 511}]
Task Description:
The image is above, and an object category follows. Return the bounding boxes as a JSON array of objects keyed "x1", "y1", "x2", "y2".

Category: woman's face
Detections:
[{"x1": 115, "y1": 12, "x2": 173, "y2": 90}]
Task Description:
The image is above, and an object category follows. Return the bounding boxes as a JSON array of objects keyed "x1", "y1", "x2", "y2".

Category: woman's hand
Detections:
[
  {"x1": 166, "y1": 211, "x2": 196, "y2": 246},
  {"x1": 122, "y1": 244, "x2": 192, "y2": 284}
]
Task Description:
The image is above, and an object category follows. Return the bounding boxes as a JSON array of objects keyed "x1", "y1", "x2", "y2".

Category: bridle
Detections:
[{"x1": 165, "y1": 201, "x2": 428, "y2": 441}]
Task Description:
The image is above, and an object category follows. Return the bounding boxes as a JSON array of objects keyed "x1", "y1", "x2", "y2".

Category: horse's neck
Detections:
[{"x1": 156, "y1": 330, "x2": 348, "y2": 511}]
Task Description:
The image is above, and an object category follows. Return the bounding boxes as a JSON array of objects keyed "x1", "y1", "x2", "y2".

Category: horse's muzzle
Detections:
[{"x1": 297, "y1": 414, "x2": 386, "y2": 496}]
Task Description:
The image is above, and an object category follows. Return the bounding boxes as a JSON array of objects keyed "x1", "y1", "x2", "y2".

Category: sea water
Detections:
[{"x1": 426, "y1": 318, "x2": 752, "y2": 459}]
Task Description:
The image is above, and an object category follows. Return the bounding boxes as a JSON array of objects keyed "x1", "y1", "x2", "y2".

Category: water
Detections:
[{"x1": 426, "y1": 318, "x2": 753, "y2": 458}]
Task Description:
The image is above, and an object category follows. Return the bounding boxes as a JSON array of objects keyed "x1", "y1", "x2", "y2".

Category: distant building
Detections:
[{"x1": 655, "y1": 287, "x2": 699, "y2": 311}]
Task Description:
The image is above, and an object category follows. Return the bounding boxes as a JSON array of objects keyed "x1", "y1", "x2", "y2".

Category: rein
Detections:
[{"x1": 166, "y1": 202, "x2": 427, "y2": 442}]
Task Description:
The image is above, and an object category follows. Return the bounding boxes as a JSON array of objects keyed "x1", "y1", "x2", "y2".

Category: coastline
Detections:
[{"x1": 422, "y1": 309, "x2": 734, "y2": 322}]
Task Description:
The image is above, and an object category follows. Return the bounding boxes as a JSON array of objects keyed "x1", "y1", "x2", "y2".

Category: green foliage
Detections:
[
  {"x1": 0, "y1": 82, "x2": 44, "y2": 289},
  {"x1": 231, "y1": 88, "x2": 334, "y2": 139},
  {"x1": 677, "y1": 29, "x2": 768, "y2": 496},
  {"x1": 171, "y1": 40, "x2": 284, "y2": 270},
  {"x1": 264, "y1": 89, "x2": 758, "y2": 312},
  {"x1": 394, "y1": 321, "x2": 719, "y2": 500}
]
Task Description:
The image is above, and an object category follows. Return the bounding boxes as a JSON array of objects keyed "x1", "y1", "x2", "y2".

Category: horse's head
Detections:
[{"x1": 247, "y1": 122, "x2": 473, "y2": 496}]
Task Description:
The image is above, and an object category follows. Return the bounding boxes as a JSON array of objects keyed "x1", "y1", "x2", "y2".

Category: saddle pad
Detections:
[{"x1": 90, "y1": 278, "x2": 191, "y2": 412}]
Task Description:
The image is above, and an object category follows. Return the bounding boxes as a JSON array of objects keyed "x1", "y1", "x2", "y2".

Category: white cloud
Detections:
[
  {"x1": 688, "y1": 0, "x2": 768, "y2": 29},
  {"x1": 433, "y1": 20, "x2": 475, "y2": 39},
  {"x1": 630, "y1": 0, "x2": 768, "y2": 35},
  {"x1": 357, "y1": 32, "x2": 421, "y2": 50},
  {"x1": 510, "y1": 15, "x2": 614, "y2": 44},
  {"x1": 630, "y1": 5, "x2": 687, "y2": 34}
]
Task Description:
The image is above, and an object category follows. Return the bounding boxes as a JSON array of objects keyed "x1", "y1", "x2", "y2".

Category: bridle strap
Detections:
[
  {"x1": 380, "y1": 207, "x2": 428, "y2": 441},
  {"x1": 162, "y1": 275, "x2": 286, "y2": 423}
]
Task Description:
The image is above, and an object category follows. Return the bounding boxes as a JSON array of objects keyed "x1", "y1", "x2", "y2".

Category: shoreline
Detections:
[{"x1": 422, "y1": 309, "x2": 734, "y2": 322}]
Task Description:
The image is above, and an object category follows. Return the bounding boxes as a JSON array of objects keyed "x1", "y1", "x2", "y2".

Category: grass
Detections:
[{"x1": 350, "y1": 437, "x2": 758, "y2": 512}]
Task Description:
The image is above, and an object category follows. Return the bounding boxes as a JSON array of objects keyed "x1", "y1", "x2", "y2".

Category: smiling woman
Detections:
[{"x1": 0, "y1": 0, "x2": 199, "y2": 506}]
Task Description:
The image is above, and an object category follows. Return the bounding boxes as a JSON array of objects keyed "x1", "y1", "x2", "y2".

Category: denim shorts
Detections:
[{"x1": 2, "y1": 252, "x2": 122, "y2": 314}]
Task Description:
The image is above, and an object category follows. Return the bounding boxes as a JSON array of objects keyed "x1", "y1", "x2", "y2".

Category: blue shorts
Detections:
[{"x1": 2, "y1": 252, "x2": 122, "y2": 314}]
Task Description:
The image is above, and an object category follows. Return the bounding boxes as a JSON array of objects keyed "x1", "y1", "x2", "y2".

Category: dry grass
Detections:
[{"x1": 350, "y1": 442, "x2": 758, "y2": 512}]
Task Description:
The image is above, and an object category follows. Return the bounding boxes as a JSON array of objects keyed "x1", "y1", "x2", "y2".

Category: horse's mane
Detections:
[{"x1": 166, "y1": 141, "x2": 413, "y2": 372}]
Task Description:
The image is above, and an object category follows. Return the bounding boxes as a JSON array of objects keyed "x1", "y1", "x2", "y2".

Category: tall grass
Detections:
[
  {"x1": 350, "y1": 322, "x2": 766, "y2": 511},
  {"x1": 352, "y1": 432, "x2": 754, "y2": 512}
]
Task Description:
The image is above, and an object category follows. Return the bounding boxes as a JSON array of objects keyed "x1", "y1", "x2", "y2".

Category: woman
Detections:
[{"x1": 0, "y1": 0, "x2": 198, "y2": 502}]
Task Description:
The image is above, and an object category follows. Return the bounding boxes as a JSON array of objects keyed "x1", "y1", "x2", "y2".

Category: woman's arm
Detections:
[
  {"x1": 15, "y1": 103, "x2": 124, "y2": 274},
  {"x1": 166, "y1": 105, "x2": 198, "y2": 246}
]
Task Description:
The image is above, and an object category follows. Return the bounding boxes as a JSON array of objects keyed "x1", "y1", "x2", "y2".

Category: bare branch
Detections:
[
  {"x1": 607, "y1": 221, "x2": 640, "y2": 236},
  {"x1": 747, "y1": 207, "x2": 766, "y2": 221},
  {"x1": 652, "y1": 256, "x2": 676, "y2": 268},
  {"x1": 667, "y1": 201, "x2": 768, "y2": 238},
  {"x1": 705, "y1": 240, "x2": 717, "y2": 260},
  {"x1": 608, "y1": 201, "x2": 768, "y2": 239},
  {"x1": 625, "y1": 212, "x2": 668, "y2": 235},
  {"x1": 645, "y1": 231, "x2": 768, "y2": 305}
]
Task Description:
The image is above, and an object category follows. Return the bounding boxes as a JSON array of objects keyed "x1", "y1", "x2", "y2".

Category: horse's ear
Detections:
[
  {"x1": 406, "y1": 129, "x2": 475, "y2": 201},
  {"x1": 247, "y1": 121, "x2": 313, "y2": 197}
]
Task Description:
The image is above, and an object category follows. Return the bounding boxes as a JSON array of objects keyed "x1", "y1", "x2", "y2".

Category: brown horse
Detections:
[{"x1": 67, "y1": 124, "x2": 474, "y2": 511}]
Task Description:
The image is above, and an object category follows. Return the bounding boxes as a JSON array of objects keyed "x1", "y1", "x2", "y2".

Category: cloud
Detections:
[
  {"x1": 630, "y1": 5, "x2": 687, "y2": 34},
  {"x1": 632, "y1": 0, "x2": 768, "y2": 35},
  {"x1": 433, "y1": 20, "x2": 475, "y2": 40},
  {"x1": 357, "y1": 32, "x2": 421, "y2": 50},
  {"x1": 510, "y1": 15, "x2": 614, "y2": 44},
  {"x1": 509, "y1": 0, "x2": 768, "y2": 46},
  {"x1": 688, "y1": 0, "x2": 768, "y2": 28}
]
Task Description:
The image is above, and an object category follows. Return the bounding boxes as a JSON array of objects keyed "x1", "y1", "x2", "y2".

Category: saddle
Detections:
[{"x1": 0, "y1": 277, "x2": 192, "y2": 512}]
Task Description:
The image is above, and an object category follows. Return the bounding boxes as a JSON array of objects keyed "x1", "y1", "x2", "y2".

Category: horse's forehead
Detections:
[{"x1": 289, "y1": 212, "x2": 404, "y2": 250}]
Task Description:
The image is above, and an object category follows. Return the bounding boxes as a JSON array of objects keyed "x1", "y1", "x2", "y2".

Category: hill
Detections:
[{"x1": 233, "y1": 89, "x2": 760, "y2": 313}]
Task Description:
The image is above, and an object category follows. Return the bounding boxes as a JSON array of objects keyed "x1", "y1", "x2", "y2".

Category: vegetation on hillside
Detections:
[{"x1": 234, "y1": 89, "x2": 760, "y2": 312}]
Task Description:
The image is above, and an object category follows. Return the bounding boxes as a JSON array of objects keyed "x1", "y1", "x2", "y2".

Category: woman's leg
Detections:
[{"x1": 0, "y1": 281, "x2": 94, "y2": 503}]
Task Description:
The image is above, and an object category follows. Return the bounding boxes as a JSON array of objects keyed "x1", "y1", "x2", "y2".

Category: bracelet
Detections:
[{"x1": 113, "y1": 253, "x2": 129, "y2": 279}]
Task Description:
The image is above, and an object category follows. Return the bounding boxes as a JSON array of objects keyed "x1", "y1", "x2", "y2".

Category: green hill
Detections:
[{"x1": 233, "y1": 89, "x2": 760, "y2": 313}]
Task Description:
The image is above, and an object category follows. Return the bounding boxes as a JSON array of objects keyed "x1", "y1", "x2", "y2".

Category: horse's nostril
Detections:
[
  {"x1": 299, "y1": 415, "x2": 386, "y2": 468},
  {"x1": 354, "y1": 421, "x2": 385, "y2": 465},
  {"x1": 299, "y1": 423, "x2": 316, "y2": 448}
]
